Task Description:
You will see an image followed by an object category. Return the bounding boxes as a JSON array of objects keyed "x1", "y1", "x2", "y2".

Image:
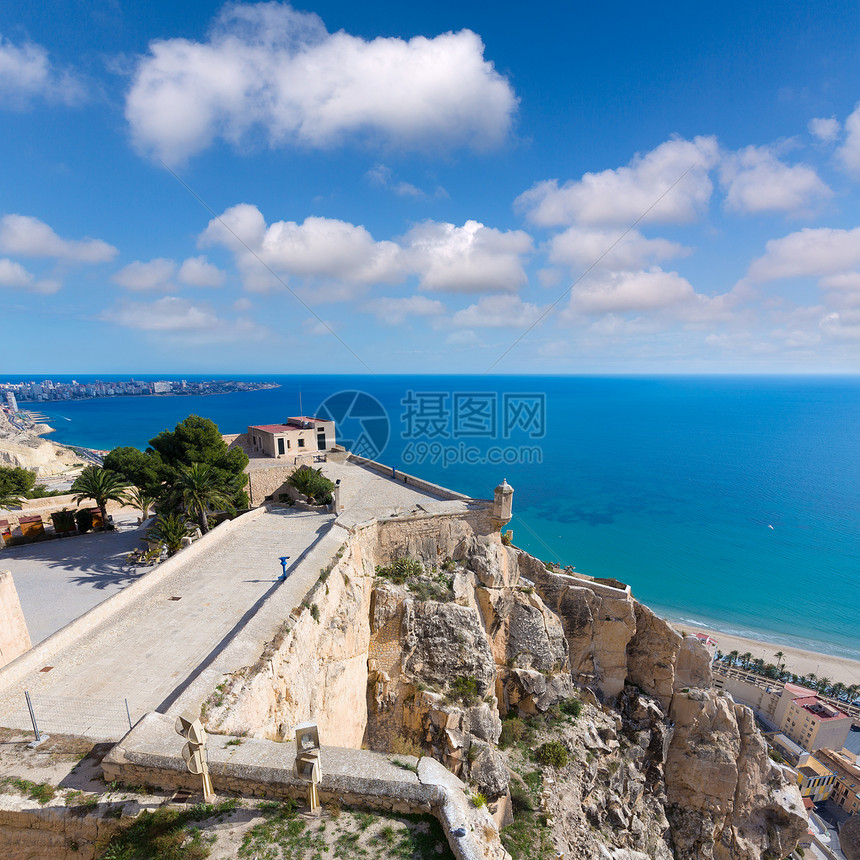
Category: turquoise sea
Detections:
[{"x1": 5, "y1": 374, "x2": 859, "y2": 662}]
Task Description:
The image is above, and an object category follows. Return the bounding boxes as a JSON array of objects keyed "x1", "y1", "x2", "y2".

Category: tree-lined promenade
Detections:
[{"x1": 714, "y1": 649, "x2": 860, "y2": 707}]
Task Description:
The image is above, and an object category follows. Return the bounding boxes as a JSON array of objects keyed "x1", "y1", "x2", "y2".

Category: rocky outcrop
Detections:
[
  {"x1": 0, "y1": 410, "x2": 82, "y2": 476},
  {"x1": 203, "y1": 513, "x2": 805, "y2": 860},
  {"x1": 665, "y1": 688, "x2": 807, "y2": 859}
]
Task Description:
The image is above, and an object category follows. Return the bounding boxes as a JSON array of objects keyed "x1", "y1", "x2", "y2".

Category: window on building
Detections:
[
  {"x1": 298, "y1": 438, "x2": 305, "y2": 447},
  {"x1": 278, "y1": 438, "x2": 285, "y2": 455}
]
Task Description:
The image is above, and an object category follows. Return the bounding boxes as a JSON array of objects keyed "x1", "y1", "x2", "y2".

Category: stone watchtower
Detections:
[{"x1": 490, "y1": 478, "x2": 514, "y2": 532}]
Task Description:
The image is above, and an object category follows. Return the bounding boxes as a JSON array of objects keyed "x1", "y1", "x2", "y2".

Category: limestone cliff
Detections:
[
  {"x1": 0, "y1": 410, "x2": 82, "y2": 476},
  {"x1": 203, "y1": 515, "x2": 806, "y2": 860}
]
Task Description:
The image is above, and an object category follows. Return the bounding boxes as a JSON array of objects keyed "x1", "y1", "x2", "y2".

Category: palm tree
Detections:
[
  {"x1": 740, "y1": 652, "x2": 753, "y2": 670},
  {"x1": 0, "y1": 488, "x2": 24, "y2": 510},
  {"x1": 71, "y1": 466, "x2": 128, "y2": 529},
  {"x1": 817, "y1": 677, "x2": 831, "y2": 696},
  {"x1": 147, "y1": 512, "x2": 192, "y2": 556},
  {"x1": 123, "y1": 485, "x2": 157, "y2": 521},
  {"x1": 169, "y1": 462, "x2": 233, "y2": 534},
  {"x1": 774, "y1": 651, "x2": 786, "y2": 675},
  {"x1": 728, "y1": 649, "x2": 739, "y2": 667}
]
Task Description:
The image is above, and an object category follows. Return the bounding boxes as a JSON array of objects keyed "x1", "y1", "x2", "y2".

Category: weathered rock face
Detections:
[
  {"x1": 402, "y1": 600, "x2": 497, "y2": 694},
  {"x1": 206, "y1": 514, "x2": 805, "y2": 860},
  {"x1": 665, "y1": 689, "x2": 807, "y2": 860}
]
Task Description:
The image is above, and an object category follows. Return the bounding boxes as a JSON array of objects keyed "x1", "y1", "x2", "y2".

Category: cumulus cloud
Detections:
[
  {"x1": 747, "y1": 227, "x2": 860, "y2": 282},
  {"x1": 100, "y1": 295, "x2": 269, "y2": 342},
  {"x1": 178, "y1": 255, "x2": 225, "y2": 287},
  {"x1": 565, "y1": 268, "x2": 697, "y2": 315},
  {"x1": 808, "y1": 116, "x2": 840, "y2": 143},
  {"x1": 0, "y1": 258, "x2": 34, "y2": 288},
  {"x1": 404, "y1": 219, "x2": 532, "y2": 293},
  {"x1": 452, "y1": 293, "x2": 542, "y2": 328},
  {"x1": 547, "y1": 226, "x2": 688, "y2": 272},
  {"x1": 0, "y1": 34, "x2": 86, "y2": 109},
  {"x1": 125, "y1": 2, "x2": 517, "y2": 163},
  {"x1": 201, "y1": 204, "x2": 402, "y2": 291},
  {"x1": 720, "y1": 146, "x2": 831, "y2": 215},
  {"x1": 201, "y1": 204, "x2": 532, "y2": 296},
  {"x1": 362, "y1": 295, "x2": 445, "y2": 324},
  {"x1": 820, "y1": 309, "x2": 860, "y2": 341},
  {"x1": 516, "y1": 136, "x2": 719, "y2": 227},
  {"x1": 112, "y1": 258, "x2": 175, "y2": 291},
  {"x1": 0, "y1": 214, "x2": 117, "y2": 263},
  {"x1": 838, "y1": 103, "x2": 860, "y2": 176}
]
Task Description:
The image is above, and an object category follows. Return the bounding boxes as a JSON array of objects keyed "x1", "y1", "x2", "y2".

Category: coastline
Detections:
[{"x1": 673, "y1": 620, "x2": 860, "y2": 688}]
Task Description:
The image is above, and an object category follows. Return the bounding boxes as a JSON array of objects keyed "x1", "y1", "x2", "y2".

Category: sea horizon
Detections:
[{"x1": 4, "y1": 373, "x2": 859, "y2": 665}]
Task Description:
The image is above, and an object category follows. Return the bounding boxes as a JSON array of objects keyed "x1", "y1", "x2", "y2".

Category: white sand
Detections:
[{"x1": 678, "y1": 622, "x2": 860, "y2": 688}]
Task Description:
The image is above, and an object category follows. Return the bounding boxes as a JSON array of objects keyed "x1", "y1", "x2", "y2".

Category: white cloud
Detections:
[
  {"x1": 125, "y1": 2, "x2": 517, "y2": 164},
  {"x1": 100, "y1": 295, "x2": 269, "y2": 342},
  {"x1": 819, "y1": 272, "x2": 860, "y2": 291},
  {"x1": 516, "y1": 136, "x2": 719, "y2": 227},
  {"x1": 178, "y1": 255, "x2": 225, "y2": 287},
  {"x1": 0, "y1": 258, "x2": 33, "y2": 288},
  {"x1": 808, "y1": 116, "x2": 840, "y2": 143},
  {"x1": 547, "y1": 226, "x2": 688, "y2": 272},
  {"x1": 452, "y1": 293, "x2": 542, "y2": 328},
  {"x1": 0, "y1": 214, "x2": 117, "y2": 263},
  {"x1": 112, "y1": 258, "x2": 175, "y2": 291},
  {"x1": 747, "y1": 227, "x2": 860, "y2": 282},
  {"x1": 446, "y1": 329, "x2": 480, "y2": 346},
  {"x1": 565, "y1": 268, "x2": 697, "y2": 315},
  {"x1": 838, "y1": 103, "x2": 860, "y2": 176},
  {"x1": 366, "y1": 164, "x2": 425, "y2": 198},
  {"x1": 0, "y1": 34, "x2": 86, "y2": 109},
  {"x1": 232, "y1": 297, "x2": 253, "y2": 311},
  {"x1": 720, "y1": 145, "x2": 831, "y2": 215},
  {"x1": 820, "y1": 310, "x2": 860, "y2": 341},
  {"x1": 362, "y1": 295, "x2": 445, "y2": 324},
  {"x1": 201, "y1": 205, "x2": 402, "y2": 291},
  {"x1": 202, "y1": 204, "x2": 531, "y2": 296},
  {"x1": 404, "y1": 219, "x2": 532, "y2": 293}
]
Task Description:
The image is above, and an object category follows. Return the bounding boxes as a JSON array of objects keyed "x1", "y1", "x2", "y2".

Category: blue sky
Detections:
[{"x1": 3, "y1": 0, "x2": 860, "y2": 374}]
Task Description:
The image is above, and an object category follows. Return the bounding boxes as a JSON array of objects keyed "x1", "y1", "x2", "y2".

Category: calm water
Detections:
[{"x1": 7, "y1": 374, "x2": 860, "y2": 661}]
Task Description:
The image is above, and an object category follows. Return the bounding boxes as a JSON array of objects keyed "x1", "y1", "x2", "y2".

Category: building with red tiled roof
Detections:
[
  {"x1": 778, "y1": 689, "x2": 852, "y2": 752},
  {"x1": 246, "y1": 417, "x2": 335, "y2": 460}
]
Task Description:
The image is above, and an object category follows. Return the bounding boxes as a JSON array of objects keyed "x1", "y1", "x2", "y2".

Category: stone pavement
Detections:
[
  {"x1": 0, "y1": 514, "x2": 146, "y2": 645},
  {"x1": 0, "y1": 460, "x2": 461, "y2": 741}
]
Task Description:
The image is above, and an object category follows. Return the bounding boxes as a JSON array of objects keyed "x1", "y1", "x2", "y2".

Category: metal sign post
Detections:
[{"x1": 24, "y1": 691, "x2": 48, "y2": 748}]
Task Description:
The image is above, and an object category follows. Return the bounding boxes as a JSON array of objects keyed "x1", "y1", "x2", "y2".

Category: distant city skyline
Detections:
[{"x1": 2, "y1": 1, "x2": 860, "y2": 374}]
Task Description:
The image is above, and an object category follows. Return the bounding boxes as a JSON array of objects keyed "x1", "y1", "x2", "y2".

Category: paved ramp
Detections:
[{"x1": 0, "y1": 507, "x2": 336, "y2": 736}]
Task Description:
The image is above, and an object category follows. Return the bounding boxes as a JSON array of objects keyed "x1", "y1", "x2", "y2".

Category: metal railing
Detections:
[{"x1": 0, "y1": 691, "x2": 136, "y2": 742}]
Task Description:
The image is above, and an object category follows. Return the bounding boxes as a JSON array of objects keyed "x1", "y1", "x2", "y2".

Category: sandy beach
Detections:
[{"x1": 677, "y1": 622, "x2": 860, "y2": 689}]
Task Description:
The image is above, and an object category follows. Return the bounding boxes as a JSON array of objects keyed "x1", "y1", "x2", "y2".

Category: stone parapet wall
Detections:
[
  {"x1": 103, "y1": 712, "x2": 509, "y2": 860},
  {"x1": 0, "y1": 800, "x2": 123, "y2": 860}
]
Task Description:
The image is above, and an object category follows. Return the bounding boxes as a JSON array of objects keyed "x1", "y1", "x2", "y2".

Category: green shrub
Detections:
[
  {"x1": 498, "y1": 717, "x2": 525, "y2": 749},
  {"x1": 509, "y1": 782, "x2": 534, "y2": 812},
  {"x1": 560, "y1": 697, "x2": 582, "y2": 719},
  {"x1": 450, "y1": 676, "x2": 480, "y2": 706},
  {"x1": 408, "y1": 579, "x2": 453, "y2": 602},
  {"x1": 472, "y1": 792, "x2": 487, "y2": 808},
  {"x1": 536, "y1": 740, "x2": 568, "y2": 768},
  {"x1": 310, "y1": 603, "x2": 320, "y2": 622},
  {"x1": 375, "y1": 557, "x2": 423, "y2": 584}
]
